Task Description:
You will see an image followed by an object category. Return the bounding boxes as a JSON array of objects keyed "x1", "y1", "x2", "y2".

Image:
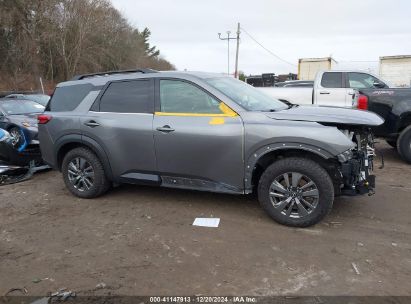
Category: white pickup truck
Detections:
[{"x1": 258, "y1": 70, "x2": 389, "y2": 107}]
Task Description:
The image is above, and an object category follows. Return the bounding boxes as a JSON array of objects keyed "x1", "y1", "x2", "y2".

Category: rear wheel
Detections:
[
  {"x1": 62, "y1": 147, "x2": 110, "y2": 198},
  {"x1": 397, "y1": 125, "x2": 411, "y2": 163},
  {"x1": 258, "y1": 157, "x2": 334, "y2": 227}
]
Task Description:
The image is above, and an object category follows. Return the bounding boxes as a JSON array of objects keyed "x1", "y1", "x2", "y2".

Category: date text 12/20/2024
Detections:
[{"x1": 149, "y1": 296, "x2": 257, "y2": 303}]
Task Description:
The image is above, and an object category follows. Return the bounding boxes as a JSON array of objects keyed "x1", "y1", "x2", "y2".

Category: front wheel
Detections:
[
  {"x1": 9, "y1": 127, "x2": 25, "y2": 150},
  {"x1": 258, "y1": 157, "x2": 334, "y2": 227}
]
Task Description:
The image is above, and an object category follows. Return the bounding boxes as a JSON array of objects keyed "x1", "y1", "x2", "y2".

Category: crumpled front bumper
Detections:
[{"x1": 339, "y1": 152, "x2": 376, "y2": 196}]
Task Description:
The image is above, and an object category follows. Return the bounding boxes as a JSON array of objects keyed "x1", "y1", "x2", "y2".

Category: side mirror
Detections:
[{"x1": 373, "y1": 81, "x2": 386, "y2": 88}]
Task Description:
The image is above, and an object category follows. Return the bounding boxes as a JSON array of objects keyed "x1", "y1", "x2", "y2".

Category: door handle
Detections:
[
  {"x1": 319, "y1": 91, "x2": 330, "y2": 95},
  {"x1": 156, "y1": 125, "x2": 175, "y2": 133},
  {"x1": 84, "y1": 120, "x2": 100, "y2": 127}
]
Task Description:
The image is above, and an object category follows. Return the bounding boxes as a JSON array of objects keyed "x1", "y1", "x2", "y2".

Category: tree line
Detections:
[{"x1": 0, "y1": 0, "x2": 175, "y2": 91}]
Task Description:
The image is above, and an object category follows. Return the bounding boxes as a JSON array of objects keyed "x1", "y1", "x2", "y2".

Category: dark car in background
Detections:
[
  {"x1": 5, "y1": 93, "x2": 50, "y2": 107},
  {"x1": 359, "y1": 88, "x2": 411, "y2": 162},
  {"x1": 0, "y1": 99, "x2": 44, "y2": 151}
]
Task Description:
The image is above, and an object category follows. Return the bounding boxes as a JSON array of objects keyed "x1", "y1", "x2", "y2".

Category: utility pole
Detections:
[
  {"x1": 218, "y1": 23, "x2": 240, "y2": 77},
  {"x1": 234, "y1": 23, "x2": 240, "y2": 79}
]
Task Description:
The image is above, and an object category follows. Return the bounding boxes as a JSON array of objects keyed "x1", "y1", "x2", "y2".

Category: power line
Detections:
[{"x1": 240, "y1": 27, "x2": 297, "y2": 67}]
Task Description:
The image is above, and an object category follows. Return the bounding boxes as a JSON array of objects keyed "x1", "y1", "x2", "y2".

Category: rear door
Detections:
[
  {"x1": 81, "y1": 79, "x2": 157, "y2": 181},
  {"x1": 315, "y1": 72, "x2": 351, "y2": 107},
  {"x1": 153, "y1": 79, "x2": 244, "y2": 193}
]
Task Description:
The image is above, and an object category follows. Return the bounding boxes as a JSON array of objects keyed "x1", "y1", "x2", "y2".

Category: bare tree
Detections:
[{"x1": 0, "y1": 0, "x2": 175, "y2": 91}]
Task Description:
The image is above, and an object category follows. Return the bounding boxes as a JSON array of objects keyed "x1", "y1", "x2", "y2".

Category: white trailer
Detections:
[
  {"x1": 379, "y1": 55, "x2": 411, "y2": 87},
  {"x1": 298, "y1": 57, "x2": 337, "y2": 80}
]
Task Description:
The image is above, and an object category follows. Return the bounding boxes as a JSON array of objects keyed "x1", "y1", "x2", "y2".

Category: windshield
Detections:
[
  {"x1": 205, "y1": 77, "x2": 288, "y2": 112},
  {"x1": 1, "y1": 100, "x2": 45, "y2": 115}
]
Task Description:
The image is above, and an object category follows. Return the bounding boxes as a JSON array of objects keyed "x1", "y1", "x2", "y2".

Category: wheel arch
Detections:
[
  {"x1": 55, "y1": 135, "x2": 114, "y2": 181},
  {"x1": 246, "y1": 143, "x2": 340, "y2": 194}
]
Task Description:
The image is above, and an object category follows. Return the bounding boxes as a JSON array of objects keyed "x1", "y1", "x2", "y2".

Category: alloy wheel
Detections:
[
  {"x1": 9, "y1": 128, "x2": 23, "y2": 148},
  {"x1": 67, "y1": 157, "x2": 95, "y2": 192},
  {"x1": 269, "y1": 172, "x2": 319, "y2": 219}
]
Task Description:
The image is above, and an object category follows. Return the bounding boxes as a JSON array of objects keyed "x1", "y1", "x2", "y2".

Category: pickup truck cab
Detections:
[{"x1": 258, "y1": 70, "x2": 389, "y2": 108}]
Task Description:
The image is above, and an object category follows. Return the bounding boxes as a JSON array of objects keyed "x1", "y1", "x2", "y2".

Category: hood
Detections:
[{"x1": 265, "y1": 105, "x2": 384, "y2": 126}]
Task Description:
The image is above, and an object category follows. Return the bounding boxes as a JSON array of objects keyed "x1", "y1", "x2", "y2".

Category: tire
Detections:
[
  {"x1": 258, "y1": 157, "x2": 334, "y2": 227},
  {"x1": 397, "y1": 125, "x2": 411, "y2": 163},
  {"x1": 385, "y1": 139, "x2": 397, "y2": 149},
  {"x1": 9, "y1": 127, "x2": 25, "y2": 149},
  {"x1": 62, "y1": 147, "x2": 110, "y2": 198}
]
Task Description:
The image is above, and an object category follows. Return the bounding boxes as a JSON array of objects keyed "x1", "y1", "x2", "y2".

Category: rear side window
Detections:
[
  {"x1": 48, "y1": 84, "x2": 93, "y2": 111},
  {"x1": 321, "y1": 72, "x2": 343, "y2": 88},
  {"x1": 99, "y1": 80, "x2": 152, "y2": 113}
]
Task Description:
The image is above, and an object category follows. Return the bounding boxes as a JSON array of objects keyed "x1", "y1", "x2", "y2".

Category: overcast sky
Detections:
[{"x1": 111, "y1": 0, "x2": 411, "y2": 75}]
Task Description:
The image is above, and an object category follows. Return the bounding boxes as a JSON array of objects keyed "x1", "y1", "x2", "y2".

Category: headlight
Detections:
[{"x1": 337, "y1": 149, "x2": 353, "y2": 163}]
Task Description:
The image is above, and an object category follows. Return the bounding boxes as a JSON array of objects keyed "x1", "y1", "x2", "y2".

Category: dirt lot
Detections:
[{"x1": 0, "y1": 142, "x2": 410, "y2": 297}]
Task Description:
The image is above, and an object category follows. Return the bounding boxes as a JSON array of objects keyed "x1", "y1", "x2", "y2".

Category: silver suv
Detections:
[{"x1": 38, "y1": 69, "x2": 383, "y2": 227}]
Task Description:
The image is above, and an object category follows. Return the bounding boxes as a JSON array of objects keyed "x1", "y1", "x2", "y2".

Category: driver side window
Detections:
[{"x1": 159, "y1": 80, "x2": 223, "y2": 114}]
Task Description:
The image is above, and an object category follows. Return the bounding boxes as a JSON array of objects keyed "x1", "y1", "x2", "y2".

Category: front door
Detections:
[{"x1": 153, "y1": 79, "x2": 244, "y2": 193}]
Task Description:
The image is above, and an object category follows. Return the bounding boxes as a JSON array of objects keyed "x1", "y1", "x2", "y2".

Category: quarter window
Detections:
[
  {"x1": 321, "y1": 72, "x2": 343, "y2": 88},
  {"x1": 159, "y1": 80, "x2": 223, "y2": 114},
  {"x1": 100, "y1": 80, "x2": 152, "y2": 113},
  {"x1": 49, "y1": 84, "x2": 93, "y2": 111}
]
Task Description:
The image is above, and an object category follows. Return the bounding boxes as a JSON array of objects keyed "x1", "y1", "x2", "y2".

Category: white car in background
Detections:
[{"x1": 258, "y1": 70, "x2": 390, "y2": 108}]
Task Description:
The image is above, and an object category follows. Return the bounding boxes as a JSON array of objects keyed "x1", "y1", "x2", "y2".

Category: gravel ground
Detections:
[{"x1": 0, "y1": 142, "x2": 410, "y2": 297}]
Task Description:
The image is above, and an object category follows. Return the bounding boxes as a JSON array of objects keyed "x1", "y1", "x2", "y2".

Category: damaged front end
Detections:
[{"x1": 337, "y1": 128, "x2": 377, "y2": 196}]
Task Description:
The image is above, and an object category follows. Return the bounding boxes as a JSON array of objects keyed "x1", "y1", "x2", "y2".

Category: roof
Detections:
[
  {"x1": 58, "y1": 70, "x2": 227, "y2": 87},
  {"x1": 299, "y1": 57, "x2": 338, "y2": 63},
  {"x1": 0, "y1": 98, "x2": 33, "y2": 103},
  {"x1": 380, "y1": 55, "x2": 411, "y2": 60}
]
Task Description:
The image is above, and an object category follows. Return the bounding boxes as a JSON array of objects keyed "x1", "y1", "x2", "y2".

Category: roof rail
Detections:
[{"x1": 71, "y1": 69, "x2": 158, "y2": 81}]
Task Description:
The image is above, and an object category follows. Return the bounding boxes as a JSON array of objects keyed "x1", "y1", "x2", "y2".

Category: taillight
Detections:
[
  {"x1": 357, "y1": 94, "x2": 368, "y2": 110},
  {"x1": 37, "y1": 114, "x2": 52, "y2": 124}
]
